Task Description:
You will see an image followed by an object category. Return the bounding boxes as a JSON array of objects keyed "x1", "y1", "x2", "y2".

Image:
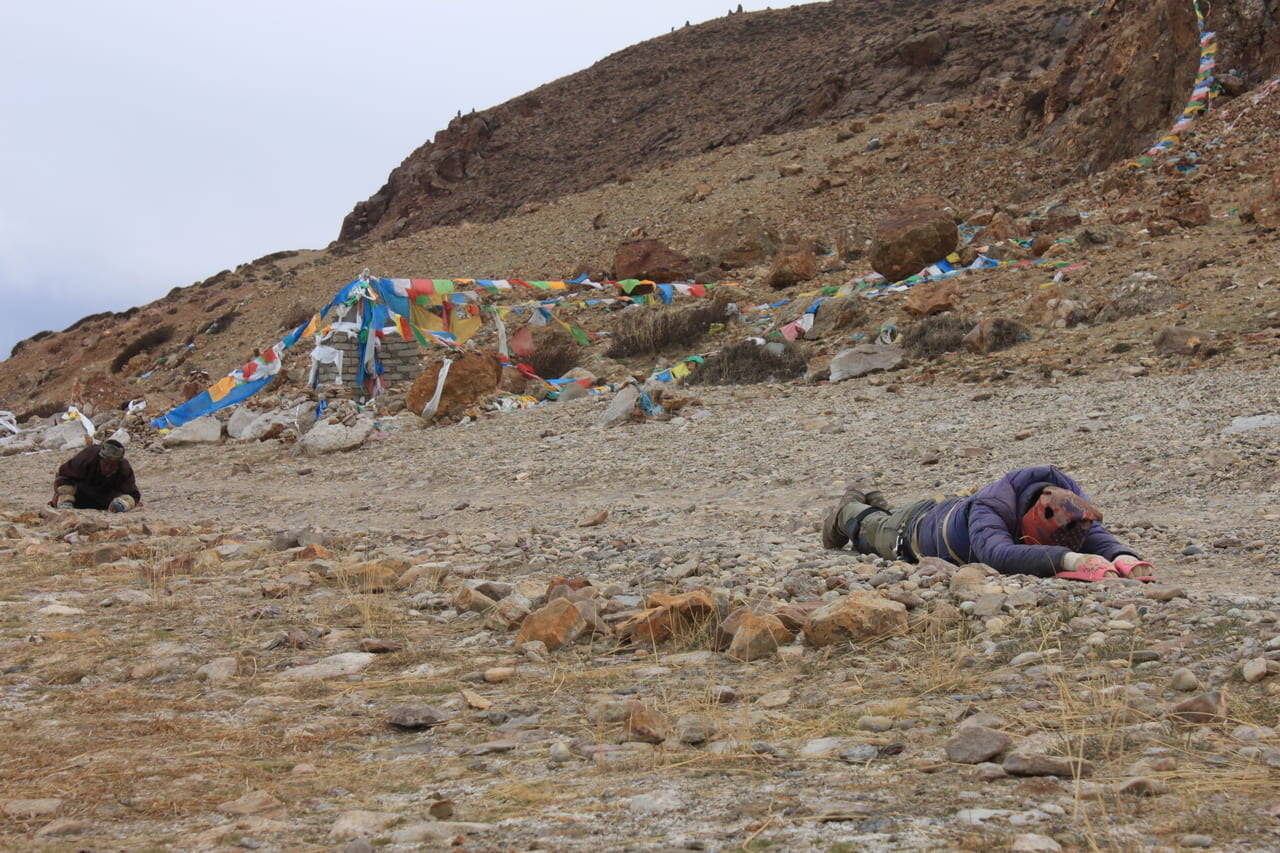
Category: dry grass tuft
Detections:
[
  {"x1": 110, "y1": 325, "x2": 176, "y2": 373},
  {"x1": 687, "y1": 340, "x2": 810, "y2": 385},
  {"x1": 976, "y1": 317, "x2": 1030, "y2": 352},
  {"x1": 606, "y1": 296, "x2": 731, "y2": 359},
  {"x1": 524, "y1": 336, "x2": 583, "y2": 380},
  {"x1": 901, "y1": 313, "x2": 973, "y2": 358}
]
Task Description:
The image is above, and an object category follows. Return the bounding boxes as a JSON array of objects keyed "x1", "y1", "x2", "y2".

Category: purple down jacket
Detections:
[{"x1": 910, "y1": 465, "x2": 1135, "y2": 577}]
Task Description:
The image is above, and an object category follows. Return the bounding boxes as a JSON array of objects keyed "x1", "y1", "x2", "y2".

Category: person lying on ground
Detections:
[
  {"x1": 821, "y1": 464, "x2": 1154, "y2": 581},
  {"x1": 52, "y1": 431, "x2": 142, "y2": 513}
]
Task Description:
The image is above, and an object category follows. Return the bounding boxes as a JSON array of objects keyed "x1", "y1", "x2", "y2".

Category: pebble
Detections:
[
  {"x1": 483, "y1": 666, "x2": 516, "y2": 683},
  {"x1": 1169, "y1": 668, "x2": 1201, "y2": 692},
  {"x1": 839, "y1": 742, "x2": 879, "y2": 763}
]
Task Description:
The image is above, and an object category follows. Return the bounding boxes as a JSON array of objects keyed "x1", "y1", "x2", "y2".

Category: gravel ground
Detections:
[
  {"x1": 18, "y1": 361, "x2": 1272, "y2": 595},
  {"x1": 3, "y1": 360, "x2": 1280, "y2": 852}
]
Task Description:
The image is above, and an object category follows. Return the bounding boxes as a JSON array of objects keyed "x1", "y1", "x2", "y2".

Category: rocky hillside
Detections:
[
  {"x1": 338, "y1": 0, "x2": 1089, "y2": 242},
  {"x1": 0, "y1": 0, "x2": 1277, "y2": 421}
]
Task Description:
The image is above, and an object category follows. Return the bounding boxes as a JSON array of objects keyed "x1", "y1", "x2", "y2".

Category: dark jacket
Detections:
[
  {"x1": 911, "y1": 465, "x2": 1133, "y2": 576},
  {"x1": 55, "y1": 444, "x2": 141, "y2": 509}
]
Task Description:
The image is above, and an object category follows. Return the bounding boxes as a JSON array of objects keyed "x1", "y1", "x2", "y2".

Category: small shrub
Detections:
[
  {"x1": 10, "y1": 330, "x2": 54, "y2": 358},
  {"x1": 977, "y1": 317, "x2": 1030, "y2": 352},
  {"x1": 902, "y1": 313, "x2": 973, "y2": 358},
  {"x1": 17, "y1": 401, "x2": 66, "y2": 421},
  {"x1": 199, "y1": 311, "x2": 237, "y2": 336},
  {"x1": 66, "y1": 310, "x2": 114, "y2": 333},
  {"x1": 280, "y1": 304, "x2": 314, "y2": 333},
  {"x1": 688, "y1": 339, "x2": 810, "y2": 385},
  {"x1": 606, "y1": 295, "x2": 731, "y2": 359},
  {"x1": 110, "y1": 325, "x2": 175, "y2": 373},
  {"x1": 524, "y1": 338, "x2": 582, "y2": 380}
]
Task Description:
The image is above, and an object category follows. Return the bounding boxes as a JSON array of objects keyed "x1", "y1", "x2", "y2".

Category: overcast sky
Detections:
[{"x1": 0, "y1": 1, "x2": 810, "y2": 362}]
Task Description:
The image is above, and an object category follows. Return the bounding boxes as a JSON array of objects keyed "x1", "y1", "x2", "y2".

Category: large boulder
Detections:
[
  {"x1": 295, "y1": 413, "x2": 374, "y2": 456},
  {"x1": 903, "y1": 279, "x2": 962, "y2": 317},
  {"x1": 695, "y1": 215, "x2": 781, "y2": 270},
  {"x1": 38, "y1": 421, "x2": 93, "y2": 452},
  {"x1": 767, "y1": 235, "x2": 818, "y2": 288},
  {"x1": 1242, "y1": 172, "x2": 1280, "y2": 229},
  {"x1": 802, "y1": 591, "x2": 908, "y2": 647},
  {"x1": 898, "y1": 30, "x2": 949, "y2": 66},
  {"x1": 614, "y1": 238, "x2": 694, "y2": 282},
  {"x1": 231, "y1": 404, "x2": 310, "y2": 441},
  {"x1": 407, "y1": 352, "x2": 504, "y2": 421},
  {"x1": 828, "y1": 345, "x2": 904, "y2": 382},
  {"x1": 162, "y1": 415, "x2": 223, "y2": 447},
  {"x1": 869, "y1": 197, "x2": 960, "y2": 282}
]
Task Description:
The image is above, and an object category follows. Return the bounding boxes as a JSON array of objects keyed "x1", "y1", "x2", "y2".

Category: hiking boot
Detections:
[
  {"x1": 862, "y1": 488, "x2": 891, "y2": 512},
  {"x1": 819, "y1": 484, "x2": 880, "y2": 545},
  {"x1": 842, "y1": 484, "x2": 891, "y2": 511},
  {"x1": 822, "y1": 485, "x2": 892, "y2": 549},
  {"x1": 821, "y1": 497, "x2": 855, "y2": 550}
]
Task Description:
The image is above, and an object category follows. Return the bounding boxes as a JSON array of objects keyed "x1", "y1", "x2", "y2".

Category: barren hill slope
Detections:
[
  {"x1": 337, "y1": 0, "x2": 1092, "y2": 242},
  {"x1": 0, "y1": 0, "x2": 1277, "y2": 422}
]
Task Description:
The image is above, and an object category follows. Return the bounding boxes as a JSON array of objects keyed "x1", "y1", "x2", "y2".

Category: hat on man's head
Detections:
[{"x1": 100, "y1": 429, "x2": 129, "y2": 460}]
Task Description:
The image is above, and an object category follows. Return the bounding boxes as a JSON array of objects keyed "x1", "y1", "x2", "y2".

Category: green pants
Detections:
[{"x1": 837, "y1": 498, "x2": 934, "y2": 561}]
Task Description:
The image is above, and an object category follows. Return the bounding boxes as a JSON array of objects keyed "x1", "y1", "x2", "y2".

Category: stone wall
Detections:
[{"x1": 312, "y1": 333, "x2": 423, "y2": 400}]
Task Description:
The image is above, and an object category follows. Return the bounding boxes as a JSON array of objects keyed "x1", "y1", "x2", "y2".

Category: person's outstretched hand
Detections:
[
  {"x1": 1113, "y1": 555, "x2": 1156, "y2": 582},
  {"x1": 1056, "y1": 553, "x2": 1121, "y2": 582}
]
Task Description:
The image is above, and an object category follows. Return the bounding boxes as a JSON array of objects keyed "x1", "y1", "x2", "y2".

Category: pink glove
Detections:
[
  {"x1": 1113, "y1": 555, "x2": 1156, "y2": 582},
  {"x1": 1056, "y1": 554, "x2": 1121, "y2": 582}
]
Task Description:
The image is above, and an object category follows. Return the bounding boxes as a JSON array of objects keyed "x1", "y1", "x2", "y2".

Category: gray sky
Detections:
[{"x1": 0, "y1": 1, "x2": 804, "y2": 362}]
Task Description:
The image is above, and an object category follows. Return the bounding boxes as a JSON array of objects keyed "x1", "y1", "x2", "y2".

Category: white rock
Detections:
[
  {"x1": 163, "y1": 415, "x2": 223, "y2": 446},
  {"x1": 829, "y1": 344, "x2": 904, "y2": 381},
  {"x1": 273, "y1": 652, "x2": 377, "y2": 681},
  {"x1": 628, "y1": 790, "x2": 682, "y2": 814},
  {"x1": 36, "y1": 604, "x2": 85, "y2": 616},
  {"x1": 0, "y1": 433, "x2": 38, "y2": 456},
  {"x1": 225, "y1": 406, "x2": 259, "y2": 440},
  {"x1": 1012, "y1": 833, "x2": 1063, "y2": 852},
  {"x1": 1223, "y1": 414, "x2": 1280, "y2": 434},
  {"x1": 799, "y1": 737, "x2": 851, "y2": 757},
  {"x1": 596, "y1": 384, "x2": 641, "y2": 429},
  {"x1": 389, "y1": 821, "x2": 492, "y2": 843},
  {"x1": 295, "y1": 413, "x2": 374, "y2": 456},
  {"x1": 955, "y1": 807, "x2": 1010, "y2": 825},
  {"x1": 196, "y1": 656, "x2": 238, "y2": 683},
  {"x1": 329, "y1": 809, "x2": 399, "y2": 839},
  {"x1": 2, "y1": 798, "x2": 63, "y2": 818},
  {"x1": 38, "y1": 422, "x2": 92, "y2": 451}
]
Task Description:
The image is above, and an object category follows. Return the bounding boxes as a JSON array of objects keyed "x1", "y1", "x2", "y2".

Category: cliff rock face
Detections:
[
  {"x1": 1024, "y1": 0, "x2": 1280, "y2": 175},
  {"x1": 339, "y1": 0, "x2": 1090, "y2": 244}
]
